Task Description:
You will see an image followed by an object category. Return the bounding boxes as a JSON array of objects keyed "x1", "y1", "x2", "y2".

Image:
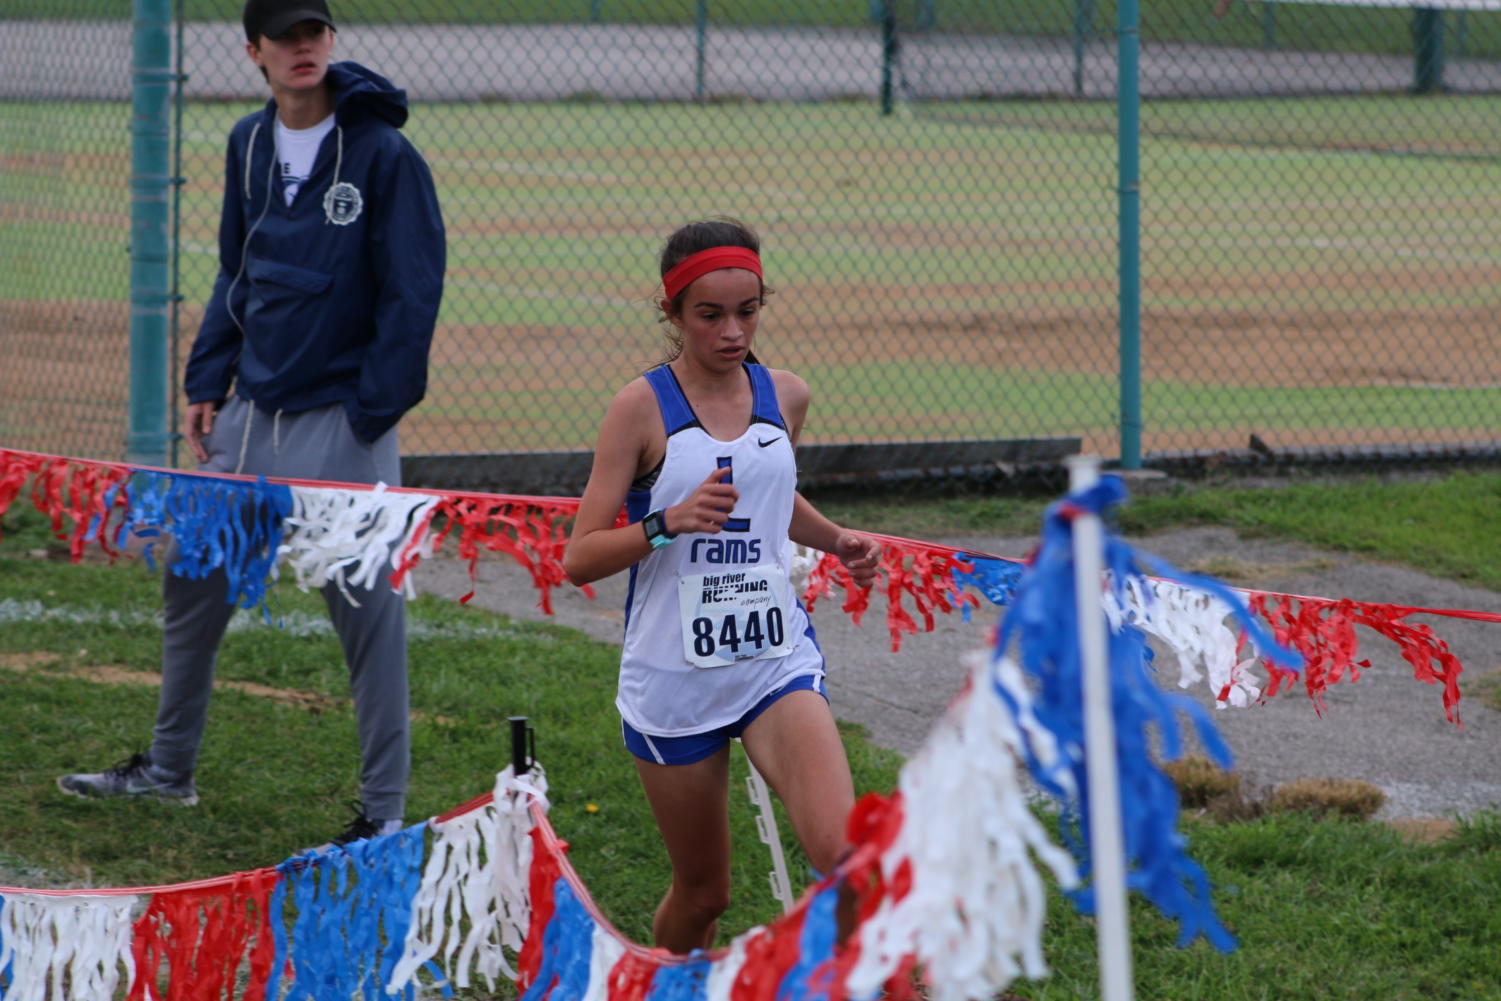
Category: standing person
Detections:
[
  {"x1": 57, "y1": 0, "x2": 445, "y2": 850},
  {"x1": 563, "y1": 219, "x2": 881, "y2": 953}
]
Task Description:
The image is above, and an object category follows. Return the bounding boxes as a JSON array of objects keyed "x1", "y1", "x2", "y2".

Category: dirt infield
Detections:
[{"x1": 6, "y1": 290, "x2": 1497, "y2": 462}]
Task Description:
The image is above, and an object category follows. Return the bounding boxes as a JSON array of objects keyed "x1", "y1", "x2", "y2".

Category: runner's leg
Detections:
[
  {"x1": 633, "y1": 746, "x2": 734, "y2": 953},
  {"x1": 739, "y1": 689, "x2": 855, "y2": 875}
]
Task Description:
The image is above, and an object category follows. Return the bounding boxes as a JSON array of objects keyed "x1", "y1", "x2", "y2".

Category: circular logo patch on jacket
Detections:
[{"x1": 323, "y1": 182, "x2": 363, "y2": 226}]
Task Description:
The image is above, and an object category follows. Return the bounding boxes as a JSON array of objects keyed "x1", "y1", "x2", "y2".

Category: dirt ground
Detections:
[{"x1": 5, "y1": 291, "x2": 1499, "y2": 460}]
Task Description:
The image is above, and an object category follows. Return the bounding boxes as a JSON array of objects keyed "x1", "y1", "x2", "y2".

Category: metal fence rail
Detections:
[{"x1": 3, "y1": 1, "x2": 1498, "y2": 481}]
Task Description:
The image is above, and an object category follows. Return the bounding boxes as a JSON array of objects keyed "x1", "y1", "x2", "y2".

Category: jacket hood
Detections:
[{"x1": 327, "y1": 60, "x2": 408, "y2": 129}]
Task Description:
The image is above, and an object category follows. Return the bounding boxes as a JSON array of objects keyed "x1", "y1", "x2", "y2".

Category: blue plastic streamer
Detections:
[
  {"x1": 992, "y1": 475, "x2": 1301, "y2": 951},
  {"x1": 951, "y1": 555, "x2": 1025, "y2": 621},
  {"x1": 280, "y1": 851, "x2": 352, "y2": 1001},
  {"x1": 422, "y1": 960, "x2": 454, "y2": 998},
  {"x1": 265, "y1": 873, "x2": 292, "y2": 1001},
  {"x1": 643, "y1": 951, "x2": 712, "y2": 1001},
  {"x1": 274, "y1": 825, "x2": 428, "y2": 1001},
  {"x1": 520, "y1": 878, "x2": 597, "y2": 1001},
  {"x1": 114, "y1": 470, "x2": 292, "y2": 613},
  {"x1": 0, "y1": 894, "x2": 10, "y2": 999},
  {"x1": 776, "y1": 885, "x2": 839, "y2": 1001},
  {"x1": 81, "y1": 474, "x2": 152, "y2": 565}
]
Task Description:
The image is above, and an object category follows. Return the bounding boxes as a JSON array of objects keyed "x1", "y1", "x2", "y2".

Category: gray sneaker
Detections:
[{"x1": 56, "y1": 753, "x2": 199, "y2": 806}]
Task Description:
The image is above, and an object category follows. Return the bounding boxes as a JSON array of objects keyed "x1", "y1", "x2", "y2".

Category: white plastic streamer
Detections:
[
  {"x1": 277, "y1": 484, "x2": 443, "y2": 604},
  {"x1": 0, "y1": 892, "x2": 138, "y2": 1001},
  {"x1": 846, "y1": 651, "x2": 1079, "y2": 1001},
  {"x1": 387, "y1": 765, "x2": 549, "y2": 994},
  {"x1": 703, "y1": 933, "x2": 753, "y2": 1001},
  {"x1": 1105, "y1": 576, "x2": 1265, "y2": 708},
  {"x1": 788, "y1": 543, "x2": 821, "y2": 591}
]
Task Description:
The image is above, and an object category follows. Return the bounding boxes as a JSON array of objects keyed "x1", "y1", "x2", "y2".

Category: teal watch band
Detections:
[{"x1": 643, "y1": 509, "x2": 675, "y2": 550}]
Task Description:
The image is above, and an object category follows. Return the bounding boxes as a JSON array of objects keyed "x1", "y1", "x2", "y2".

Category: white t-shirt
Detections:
[{"x1": 275, "y1": 114, "x2": 335, "y2": 206}]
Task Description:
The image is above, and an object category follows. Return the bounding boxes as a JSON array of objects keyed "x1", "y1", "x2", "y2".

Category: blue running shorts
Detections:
[{"x1": 622, "y1": 674, "x2": 827, "y2": 766}]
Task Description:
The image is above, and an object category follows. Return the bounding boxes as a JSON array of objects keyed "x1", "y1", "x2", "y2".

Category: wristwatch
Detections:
[{"x1": 642, "y1": 509, "x2": 676, "y2": 550}]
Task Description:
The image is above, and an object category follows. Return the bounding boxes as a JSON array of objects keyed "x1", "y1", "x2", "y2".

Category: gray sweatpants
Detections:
[{"x1": 149, "y1": 396, "x2": 410, "y2": 822}]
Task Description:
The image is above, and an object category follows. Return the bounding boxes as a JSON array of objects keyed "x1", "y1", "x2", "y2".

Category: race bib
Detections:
[{"x1": 677, "y1": 565, "x2": 793, "y2": 669}]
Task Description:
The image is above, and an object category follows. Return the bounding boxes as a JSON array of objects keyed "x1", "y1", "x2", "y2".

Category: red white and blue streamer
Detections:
[
  {"x1": 0, "y1": 447, "x2": 1483, "y2": 725},
  {"x1": 4, "y1": 453, "x2": 1500, "y2": 1000},
  {"x1": 997, "y1": 476, "x2": 1302, "y2": 951}
]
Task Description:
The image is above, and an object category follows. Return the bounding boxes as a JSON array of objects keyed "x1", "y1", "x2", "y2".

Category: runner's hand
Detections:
[
  {"x1": 668, "y1": 466, "x2": 739, "y2": 535},
  {"x1": 835, "y1": 532, "x2": 881, "y2": 589}
]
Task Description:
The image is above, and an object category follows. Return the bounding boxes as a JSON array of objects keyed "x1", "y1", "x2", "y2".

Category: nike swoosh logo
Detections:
[{"x1": 757, "y1": 436, "x2": 781, "y2": 448}]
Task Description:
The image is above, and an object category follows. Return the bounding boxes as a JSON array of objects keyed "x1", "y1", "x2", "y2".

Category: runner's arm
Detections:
[
  {"x1": 564, "y1": 382, "x2": 741, "y2": 585},
  {"x1": 790, "y1": 495, "x2": 881, "y2": 589}
]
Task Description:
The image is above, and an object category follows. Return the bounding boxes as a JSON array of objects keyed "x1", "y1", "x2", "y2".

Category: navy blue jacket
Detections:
[{"x1": 185, "y1": 61, "x2": 445, "y2": 443}]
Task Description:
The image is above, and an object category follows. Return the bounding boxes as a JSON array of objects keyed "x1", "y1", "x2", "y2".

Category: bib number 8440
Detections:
[
  {"x1": 678, "y1": 565, "x2": 793, "y2": 668},
  {"x1": 690, "y1": 607, "x2": 785, "y2": 660}
]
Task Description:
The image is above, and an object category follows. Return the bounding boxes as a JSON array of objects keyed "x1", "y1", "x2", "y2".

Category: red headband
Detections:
[{"x1": 661, "y1": 246, "x2": 763, "y2": 302}]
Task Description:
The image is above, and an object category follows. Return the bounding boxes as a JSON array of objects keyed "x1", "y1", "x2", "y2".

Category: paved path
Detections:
[
  {"x1": 411, "y1": 524, "x2": 1501, "y2": 823},
  {"x1": 6, "y1": 20, "x2": 1499, "y2": 101}
]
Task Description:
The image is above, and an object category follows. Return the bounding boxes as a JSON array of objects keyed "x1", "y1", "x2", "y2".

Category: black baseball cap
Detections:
[{"x1": 243, "y1": 0, "x2": 335, "y2": 42}]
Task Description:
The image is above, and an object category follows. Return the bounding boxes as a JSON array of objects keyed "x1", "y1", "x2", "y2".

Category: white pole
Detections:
[{"x1": 1065, "y1": 455, "x2": 1135, "y2": 1001}]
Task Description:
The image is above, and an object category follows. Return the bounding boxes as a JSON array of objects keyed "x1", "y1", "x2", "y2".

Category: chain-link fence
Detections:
[{"x1": 3, "y1": 1, "x2": 1498, "y2": 482}]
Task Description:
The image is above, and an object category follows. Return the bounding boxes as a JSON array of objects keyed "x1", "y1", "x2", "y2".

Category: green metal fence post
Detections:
[
  {"x1": 1117, "y1": 0, "x2": 1142, "y2": 468},
  {"x1": 1412, "y1": 6, "x2": 1445, "y2": 94},
  {"x1": 695, "y1": 0, "x2": 708, "y2": 101},
  {"x1": 128, "y1": 0, "x2": 173, "y2": 465},
  {"x1": 170, "y1": 0, "x2": 186, "y2": 467},
  {"x1": 1073, "y1": 0, "x2": 1094, "y2": 98},
  {"x1": 880, "y1": 1, "x2": 897, "y2": 116}
]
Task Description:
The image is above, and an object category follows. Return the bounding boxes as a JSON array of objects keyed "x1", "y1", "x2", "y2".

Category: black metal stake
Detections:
[{"x1": 509, "y1": 716, "x2": 531, "y2": 776}]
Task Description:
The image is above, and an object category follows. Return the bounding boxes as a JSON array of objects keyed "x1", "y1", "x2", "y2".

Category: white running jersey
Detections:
[{"x1": 617, "y1": 363, "x2": 823, "y2": 737}]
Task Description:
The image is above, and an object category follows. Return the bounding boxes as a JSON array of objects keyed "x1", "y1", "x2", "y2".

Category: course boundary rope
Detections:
[{"x1": 0, "y1": 447, "x2": 1478, "y2": 722}]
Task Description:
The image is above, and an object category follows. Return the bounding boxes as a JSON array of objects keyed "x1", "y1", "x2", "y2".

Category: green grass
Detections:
[
  {"x1": 0, "y1": 506, "x2": 902, "y2": 944},
  {"x1": 4, "y1": 472, "x2": 1501, "y2": 998},
  {"x1": 1012, "y1": 812, "x2": 1501, "y2": 1001},
  {"x1": 819, "y1": 468, "x2": 1501, "y2": 590},
  {"x1": 1117, "y1": 470, "x2": 1501, "y2": 591}
]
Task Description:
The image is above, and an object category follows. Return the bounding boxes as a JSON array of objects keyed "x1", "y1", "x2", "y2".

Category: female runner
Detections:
[{"x1": 564, "y1": 218, "x2": 881, "y2": 953}]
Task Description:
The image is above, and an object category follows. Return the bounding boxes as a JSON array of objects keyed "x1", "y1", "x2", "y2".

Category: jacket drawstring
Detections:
[
  {"x1": 232, "y1": 405, "x2": 284, "y2": 473},
  {"x1": 243, "y1": 120, "x2": 261, "y2": 198},
  {"x1": 226, "y1": 121, "x2": 275, "y2": 337},
  {"x1": 324, "y1": 125, "x2": 344, "y2": 223},
  {"x1": 234, "y1": 403, "x2": 254, "y2": 475}
]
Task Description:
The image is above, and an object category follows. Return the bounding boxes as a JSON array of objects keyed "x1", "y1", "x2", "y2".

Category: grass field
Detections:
[
  {"x1": 3, "y1": 89, "x2": 1500, "y2": 462},
  {"x1": 3, "y1": 472, "x2": 1501, "y2": 999}
]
